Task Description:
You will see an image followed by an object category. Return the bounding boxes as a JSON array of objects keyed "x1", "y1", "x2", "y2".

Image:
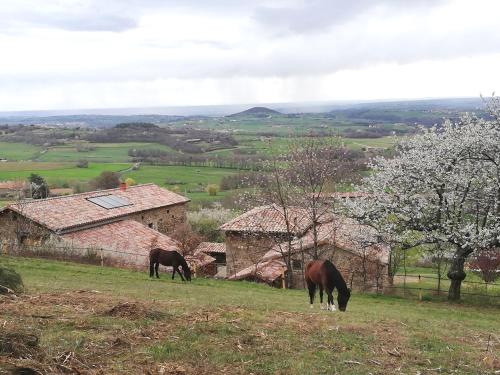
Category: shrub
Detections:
[
  {"x1": 0, "y1": 267, "x2": 23, "y2": 294},
  {"x1": 76, "y1": 160, "x2": 89, "y2": 168},
  {"x1": 90, "y1": 171, "x2": 121, "y2": 190},
  {"x1": 206, "y1": 184, "x2": 219, "y2": 196},
  {"x1": 188, "y1": 208, "x2": 236, "y2": 242},
  {"x1": 125, "y1": 177, "x2": 136, "y2": 187}
]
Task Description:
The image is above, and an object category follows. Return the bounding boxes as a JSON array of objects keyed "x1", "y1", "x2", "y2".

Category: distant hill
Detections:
[{"x1": 228, "y1": 106, "x2": 281, "y2": 118}]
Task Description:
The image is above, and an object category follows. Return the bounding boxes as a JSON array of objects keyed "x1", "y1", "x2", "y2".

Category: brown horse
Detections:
[
  {"x1": 149, "y1": 248, "x2": 192, "y2": 281},
  {"x1": 305, "y1": 260, "x2": 351, "y2": 312}
]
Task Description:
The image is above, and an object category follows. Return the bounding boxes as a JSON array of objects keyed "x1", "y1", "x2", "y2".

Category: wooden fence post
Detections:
[
  {"x1": 418, "y1": 275, "x2": 422, "y2": 301},
  {"x1": 100, "y1": 249, "x2": 104, "y2": 267},
  {"x1": 281, "y1": 271, "x2": 286, "y2": 289}
]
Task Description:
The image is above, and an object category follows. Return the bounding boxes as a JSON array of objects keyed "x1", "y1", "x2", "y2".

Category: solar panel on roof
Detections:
[{"x1": 86, "y1": 195, "x2": 132, "y2": 209}]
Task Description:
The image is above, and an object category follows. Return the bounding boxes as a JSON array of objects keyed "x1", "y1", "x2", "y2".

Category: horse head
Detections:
[
  {"x1": 183, "y1": 266, "x2": 192, "y2": 282},
  {"x1": 337, "y1": 288, "x2": 351, "y2": 312}
]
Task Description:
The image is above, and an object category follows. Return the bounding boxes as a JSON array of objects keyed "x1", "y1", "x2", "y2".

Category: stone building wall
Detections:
[
  {"x1": 127, "y1": 203, "x2": 187, "y2": 236},
  {"x1": 288, "y1": 244, "x2": 390, "y2": 291},
  {"x1": 225, "y1": 231, "x2": 290, "y2": 277},
  {"x1": 0, "y1": 209, "x2": 52, "y2": 250}
]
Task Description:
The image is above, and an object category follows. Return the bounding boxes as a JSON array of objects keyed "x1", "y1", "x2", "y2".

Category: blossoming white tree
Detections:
[{"x1": 347, "y1": 98, "x2": 500, "y2": 300}]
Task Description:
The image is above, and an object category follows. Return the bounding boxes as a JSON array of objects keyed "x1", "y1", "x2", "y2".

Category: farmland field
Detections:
[
  {"x1": 0, "y1": 162, "x2": 129, "y2": 183},
  {"x1": 0, "y1": 142, "x2": 41, "y2": 161},
  {"x1": 38, "y1": 142, "x2": 178, "y2": 162},
  {"x1": 0, "y1": 256, "x2": 498, "y2": 374}
]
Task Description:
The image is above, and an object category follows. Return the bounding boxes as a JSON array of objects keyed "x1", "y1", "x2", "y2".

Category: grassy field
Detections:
[
  {"x1": 38, "y1": 142, "x2": 178, "y2": 163},
  {"x1": 0, "y1": 162, "x2": 129, "y2": 184},
  {"x1": 122, "y1": 165, "x2": 238, "y2": 192},
  {"x1": 0, "y1": 142, "x2": 41, "y2": 161},
  {"x1": 0, "y1": 256, "x2": 498, "y2": 374}
]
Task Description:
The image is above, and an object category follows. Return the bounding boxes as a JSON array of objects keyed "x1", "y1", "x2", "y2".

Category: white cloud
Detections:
[{"x1": 0, "y1": 0, "x2": 499, "y2": 110}]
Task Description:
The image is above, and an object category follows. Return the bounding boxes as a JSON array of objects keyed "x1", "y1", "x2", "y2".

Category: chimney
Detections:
[{"x1": 119, "y1": 182, "x2": 127, "y2": 192}]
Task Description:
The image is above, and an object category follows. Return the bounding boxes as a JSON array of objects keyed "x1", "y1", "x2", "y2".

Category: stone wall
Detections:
[
  {"x1": 288, "y1": 244, "x2": 390, "y2": 291},
  {"x1": 127, "y1": 203, "x2": 187, "y2": 236},
  {"x1": 225, "y1": 231, "x2": 290, "y2": 277},
  {"x1": 0, "y1": 209, "x2": 52, "y2": 249}
]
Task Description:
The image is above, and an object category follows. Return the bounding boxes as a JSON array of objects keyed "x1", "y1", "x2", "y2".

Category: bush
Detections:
[
  {"x1": 188, "y1": 208, "x2": 236, "y2": 242},
  {"x1": 206, "y1": 184, "x2": 219, "y2": 196},
  {"x1": 76, "y1": 160, "x2": 89, "y2": 168},
  {"x1": 0, "y1": 267, "x2": 24, "y2": 294},
  {"x1": 90, "y1": 171, "x2": 121, "y2": 190},
  {"x1": 125, "y1": 177, "x2": 136, "y2": 187}
]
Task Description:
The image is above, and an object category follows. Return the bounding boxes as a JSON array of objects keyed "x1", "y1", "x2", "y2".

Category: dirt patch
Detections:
[
  {"x1": 104, "y1": 301, "x2": 165, "y2": 320},
  {"x1": 0, "y1": 331, "x2": 39, "y2": 359}
]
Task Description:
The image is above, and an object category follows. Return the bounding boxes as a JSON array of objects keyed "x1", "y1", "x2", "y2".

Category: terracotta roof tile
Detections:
[
  {"x1": 61, "y1": 220, "x2": 180, "y2": 260},
  {"x1": 219, "y1": 204, "x2": 312, "y2": 235},
  {"x1": 228, "y1": 259, "x2": 286, "y2": 283},
  {"x1": 262, "y1": 216, "x2": 389, "y2": 264},
  {"x1": 7, "y1": 183, "x2": 189, "y2": 232},
  {"x1": 194, "y1": 242, "x2": 226, "y2": 255},
  {"x1": 185, "y1": 252, "x2": 216, "y2": 269}
]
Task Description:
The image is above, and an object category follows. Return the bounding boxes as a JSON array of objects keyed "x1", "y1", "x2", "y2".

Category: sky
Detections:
[{"x1": 1, "y1": 0, "x2": 500, "y2": 111}]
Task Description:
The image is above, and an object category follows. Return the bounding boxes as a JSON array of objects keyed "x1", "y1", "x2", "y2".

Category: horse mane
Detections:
[{"x1": 323, "y1": 260, "x2": 349, "y2": 295}]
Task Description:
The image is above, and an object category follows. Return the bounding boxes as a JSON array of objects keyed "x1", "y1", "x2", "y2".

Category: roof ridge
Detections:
[{"x1": 9, "y1": 183, "x2": 156, "y2": 206}]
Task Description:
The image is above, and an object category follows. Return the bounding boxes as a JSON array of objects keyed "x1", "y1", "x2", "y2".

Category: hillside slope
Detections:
[{"x1": 0, "y1": 256, "x2": 497, "y2": 374}]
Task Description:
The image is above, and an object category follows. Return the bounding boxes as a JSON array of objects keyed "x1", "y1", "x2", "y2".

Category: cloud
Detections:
[{"x1": 253, "y1": 0, "x2": 445, "y2": 35}]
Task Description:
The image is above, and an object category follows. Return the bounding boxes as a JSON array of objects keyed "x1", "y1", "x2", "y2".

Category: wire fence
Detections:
[{"x1": 2, "y1": 241, "x2": 499, "y2": 304}]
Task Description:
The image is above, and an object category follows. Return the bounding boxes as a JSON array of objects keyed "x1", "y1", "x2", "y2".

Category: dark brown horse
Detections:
[
  {"x1": 305, "y1": 260, "x2": 351, "y2": 312},
  {"x1": 149, "y1": 248, "x2": 192, "y2": 281}
]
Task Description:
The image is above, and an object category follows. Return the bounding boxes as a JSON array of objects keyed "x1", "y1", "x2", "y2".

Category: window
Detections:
[
  {"x1": 292, "y1": 259, "x2": 302, "y2": 270},
  {"x1": 148, "y1": 223, "x2": 154, "y2": 228}
]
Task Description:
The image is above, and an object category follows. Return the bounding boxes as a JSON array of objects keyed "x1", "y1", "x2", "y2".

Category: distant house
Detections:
[
  {"x1": 0, "y1": 183, "x2": 189, "y2": 268},
  {"x1": 0, "y1": 181, "x2": 25, "y2": 198},
  {"x1": 220, "y1": 205, "x2": 390, "y2": 290}
]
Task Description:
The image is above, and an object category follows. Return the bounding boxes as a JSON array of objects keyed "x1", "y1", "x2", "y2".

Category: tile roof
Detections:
[
  {"x1": 228, "y1": 259, "x2": 286, "y2": 283},
  {"x1": 262, "y1": 216, "x2": 389, "y2": 264},
  {"x1": 6, "y1": 183, "x2": 189, "y2": 233},
  {"x1": 185, "y1": 252, "x2": 216, "y2": 269},
  {"x1": 61, "y1": 219, "x2": 180, "y2": 258},
  {"x1": 194, "y1": 242, "x2": 226, "y2": 255},
  {"x1": 0, "y1": 181, "x2": 25, "y2": 190},
  {"x1": 219, "y1": 204, "x2": 312, "y2": 235}
]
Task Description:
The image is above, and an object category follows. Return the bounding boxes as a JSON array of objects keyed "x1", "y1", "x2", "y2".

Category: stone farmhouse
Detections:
[
  {"x1": 220, "y1": 205, "x2": 390, "y2": 291},
  {"x1": 0, "y1": 183, "x2": 189, "y2": 268}
]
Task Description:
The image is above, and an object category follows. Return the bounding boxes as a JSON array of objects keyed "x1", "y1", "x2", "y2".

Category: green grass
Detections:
[
  {"x1": 122, "y1": 165, "x2": 238, "y2": 191},
  {"x1": 0, "y1": 142, "x2": 41, "y2": 160},
  {"x1": 0, "y1": 256, "x2": 498, "y2": 374},
  {"x1": 0, "y1": 162, "x2": 129, "y2": 184},
  {"x1": 39, "y1": 142, "x2": 178, "y2": 162}
]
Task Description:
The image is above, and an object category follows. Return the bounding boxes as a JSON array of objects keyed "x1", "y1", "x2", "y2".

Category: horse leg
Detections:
[
  {"x1": 177, "y1": 267, "x2": 185, "y2": 281},
  {"x1": 171, "y1": 266, "x2": 176, "y2": 280},
  {"x1": 319, "y1": 285, "x2": 325, "y2": 310},
  {"x1": 306, "y1": 281, "x2": 316, "y2": 308},
  {"x1": 327, "y1": 289, "x2": 336, "y2": 312},
  {"x1": 149, "y1": 258, "x2": 155, "y2": 278},
  {"x1": 155, "y1": 262, "x2": 160, "y2": 278}
]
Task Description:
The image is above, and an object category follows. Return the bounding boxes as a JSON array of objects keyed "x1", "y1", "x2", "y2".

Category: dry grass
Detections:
[{"x1": 0, "y1": 256, "x2": 499, "y2": 374}]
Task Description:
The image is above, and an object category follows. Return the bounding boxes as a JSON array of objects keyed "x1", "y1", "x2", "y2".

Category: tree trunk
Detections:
[{"x1": 447, "y1": 254, "x2": 467, "y2": 301}]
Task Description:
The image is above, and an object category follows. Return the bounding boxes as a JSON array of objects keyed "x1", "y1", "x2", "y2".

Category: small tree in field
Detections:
[
  {"x1": 27, "y1": 173, "x2": 49, "y2": 199},
  {"x1": 90, "y1": 171, "x2": 120, "y2": 190},
  {"x1": 469, "y1": 248, "x2": 500, "y2": 288},
  {"x1": 347, "y1": 98, "x2": 500, "y2": 300}
]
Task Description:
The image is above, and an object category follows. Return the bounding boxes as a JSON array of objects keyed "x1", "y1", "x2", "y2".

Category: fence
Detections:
[
  {"x1": 2, "y1": 242, "x2": 499, "y2": 305},
  {"x1": 385, "y1": 273, "x2": 500, "y2": 305}
]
